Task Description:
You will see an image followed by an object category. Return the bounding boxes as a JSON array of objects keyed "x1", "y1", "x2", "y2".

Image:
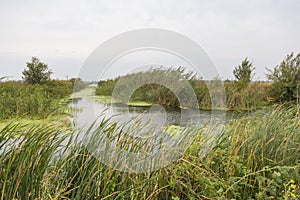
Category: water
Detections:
[
  {"x1": 0, "y1": 87, "x2": 244, "y2": 172},
  {"x1": 70, "y1": 87, "x2": 246, "y2": 172},
  {"x1": 71, "y1": 87, "x2": 240, "y2": 132}
]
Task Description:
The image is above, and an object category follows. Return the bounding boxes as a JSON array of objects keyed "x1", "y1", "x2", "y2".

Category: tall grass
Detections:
[
  {"x1": 208, "y1": 105, "x2": 300, "y2": 199},
  {"x1": 95, "y1": 69, "x2": 272, "y2": 110},
  {"x1": 225, "y1": 81, "x2": 272, "y2": 110},
  {"x1": 0, "y1": 106, "x2": 299, "y2": 199},
  {"x1": 0, "y1": 80, "x2": 73, "y2": 119}
]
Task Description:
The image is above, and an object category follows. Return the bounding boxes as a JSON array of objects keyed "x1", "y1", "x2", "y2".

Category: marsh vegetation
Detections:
[{"x1": 1, "y1": 54, "x2": 300, "y2": 199}]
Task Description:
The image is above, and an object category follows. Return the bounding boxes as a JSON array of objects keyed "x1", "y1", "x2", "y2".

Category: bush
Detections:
[
  {"x1": 0, "y1": 80, "x2": 72, "y2": 119},
  {"x1": 267, "y1": 52, "x2": 300, "y2": 103}
]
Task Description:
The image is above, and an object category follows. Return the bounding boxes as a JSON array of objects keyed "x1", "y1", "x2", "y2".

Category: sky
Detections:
[{"x1": 0, "y1": 0, "x2": 300, "y2": 81}]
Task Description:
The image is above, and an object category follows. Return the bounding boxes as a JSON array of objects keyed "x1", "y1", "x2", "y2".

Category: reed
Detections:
[
  {"x1": 95, "y1": 69, "x2": 273, "y2": 110},
  {"x1": 0, "y1": 80, "x2": 73, "y2": 119},
  {"x1": 0, "y1": 106, "x2": 299, "y2": 199}
]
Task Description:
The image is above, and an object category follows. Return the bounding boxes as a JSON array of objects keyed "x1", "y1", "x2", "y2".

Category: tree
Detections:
[
  {"x1": 22, "y1": 57, "x2": 52, "y2": 84},
  {"x1": 266, "y1": 52, "x2": 300, "y2": 102},
  {"x1": 233, "y1": 58, "x2": 255, "y2": 86}
]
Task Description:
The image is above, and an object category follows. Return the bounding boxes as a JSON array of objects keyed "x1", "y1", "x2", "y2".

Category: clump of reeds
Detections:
[
  {"x1": 95, "y1": 68, "x2": 273, "y2": 110},
  {"x1": 0, "y1": 106, "x2": 299, "y2": 199},
  {"x1": 0, "y1": 80, "x2": 73, "y2": 119}
]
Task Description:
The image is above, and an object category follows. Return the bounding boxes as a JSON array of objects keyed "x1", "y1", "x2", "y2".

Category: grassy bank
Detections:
[{"x1": 1, "y1": 105, "x2": 299, "y2": 199}]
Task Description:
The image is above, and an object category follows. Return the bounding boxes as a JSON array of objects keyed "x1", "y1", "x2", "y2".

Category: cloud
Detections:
[{"x1": 0, "y1": 0, "x2": 299, "y2": 80}]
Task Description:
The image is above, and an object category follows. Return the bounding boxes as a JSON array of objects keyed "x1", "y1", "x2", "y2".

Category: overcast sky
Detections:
[{"x1": 1, "y1": 0, "x2": 299, "y2": 81}]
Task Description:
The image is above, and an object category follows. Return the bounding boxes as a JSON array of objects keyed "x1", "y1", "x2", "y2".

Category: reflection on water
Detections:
[{"x1": 71, "y1": 96, "x2": 238, "y2": 131}]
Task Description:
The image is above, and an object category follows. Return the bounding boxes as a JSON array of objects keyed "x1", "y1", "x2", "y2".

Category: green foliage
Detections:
[
  {"x1": 96, "y1": 78, "x2": 119, "y2": 96},
  {"x1": 96, "y1": 68, "x2": 196, "y2": 107},
  {"x1": 22, "y1": 57, "x2": 52, "y2": 84},
  {"x1": 233, "y1": 58, "x2": 255, "y2": 89},
  {"x1": 209, "y1": 105, "x2": 300, "y2": 199},
  {"x1": 266, "y1": 52, "x2": 300, "y2": 102},
  {"x1": 225, "y1": 81, "x2": 272, "y2": 110},
  {"x1": 0, "y1": 80, "x2": 72, "y2": 119},
  {"x1": 0, "y1": 106, "x2": 299, "y2": 199},
  {"x1": 96, "y1": 68, "x2": 271, "y2": 110}
]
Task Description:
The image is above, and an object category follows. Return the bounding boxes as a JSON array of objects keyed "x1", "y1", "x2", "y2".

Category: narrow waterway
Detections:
[{"x1": 71, "y1": 86, "x2": 239, "y2": 131}]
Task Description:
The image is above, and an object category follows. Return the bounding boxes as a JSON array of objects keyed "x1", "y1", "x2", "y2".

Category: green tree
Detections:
[
  {"x1": 22, "y1": 57, "x2": 52, "y2": 84},
  {"x1": 266, "y1": 52, "x2": 300, "y2": 102},
  {"x1": 233, "y1": 58, "x2": 255, "y2": 89}
]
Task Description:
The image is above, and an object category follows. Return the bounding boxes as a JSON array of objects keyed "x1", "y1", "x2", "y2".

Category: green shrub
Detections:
[
  {"x1": 266, "y1": 52, "x2": 300, "y2": 103},
  {"x1": 0, "y1": 80, "x2": 72, "y2": 119}
]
